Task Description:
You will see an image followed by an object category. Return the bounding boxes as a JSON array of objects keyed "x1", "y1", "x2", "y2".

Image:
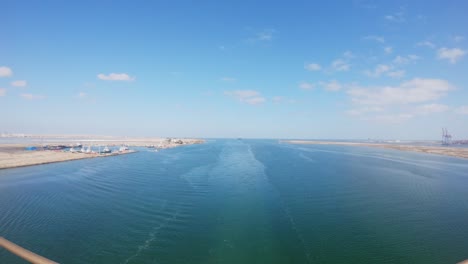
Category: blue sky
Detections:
[{"x1": 1, "y1": 0, "x2": 468, "y2": 139}]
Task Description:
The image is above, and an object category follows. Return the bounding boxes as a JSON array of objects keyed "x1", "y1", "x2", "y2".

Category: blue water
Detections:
[{"x1": 1, "y1": 139, "x2": 468, "y2": 263}]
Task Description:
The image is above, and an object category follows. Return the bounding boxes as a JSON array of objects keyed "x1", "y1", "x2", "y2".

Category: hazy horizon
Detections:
[
  {"x1": 2, "y1": 1, "x2": 468, "y2": 140},
  {"x1": 0, "y1": 133, "x2": 451, "y2": 142}
]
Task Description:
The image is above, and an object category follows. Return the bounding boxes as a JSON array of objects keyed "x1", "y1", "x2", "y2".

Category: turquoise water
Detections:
[{"x1": 1, "y1": 140, "x2": 468, "y2": 263}]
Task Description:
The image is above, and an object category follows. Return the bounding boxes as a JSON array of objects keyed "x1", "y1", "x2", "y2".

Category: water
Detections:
[{"x1": 1, "y1": 139, "x2": 468, "y2": 264}]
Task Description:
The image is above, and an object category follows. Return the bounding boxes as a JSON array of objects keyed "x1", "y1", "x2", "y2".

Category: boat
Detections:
[
  {"x1": 119, "y1": 145, "x2": 129, "y2": 152},
  {"x1": 101, "y1": 146, "x2": 111, "y2": 154},
  {"x1": 69, "y1": 147, "x2": 76, "y2": 153},
  {"x1": 85, "y1": 145, "x2": 92, "y2": 153},
  {"x1": 46, "y1": 145, "x2": 67, "y2": 150}
]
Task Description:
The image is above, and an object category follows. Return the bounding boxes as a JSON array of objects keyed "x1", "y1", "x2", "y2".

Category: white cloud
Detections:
[
  {"x1": 417, "y1": 41, "x2": 436, "y2": 49},
  {"x1": 364, "y1": 35, "x2": 385, "y2": 43},
  {"x1": 365, "y1": 64, "x2": 392, "y2": 77},
  {"x1": 347, "y1": 103, "x2": 448, "y2": 122},
  {"x1": 225, "y1": 90, "x2": 266, "y2": 105},
  {"x1": 366, "y1": 104, "x2": 448, "y2": 123},
  {"x1": 415, "y1": 103, "x2": 449, "y2": 114},
  {"x1": 97, "y1": 73, "x2": 135, "y2": 81},
  {"x1": 257, "y1": 30, "x2": 274, "y2": 41},
  {"x1": 250, "y1": 29, "x2": 276, "y2": 42},
  {"x1": 304, "y1": 63, "x2": 321, "y2": 71},
  {"x1": 343, "y1": 51, "x2": 355, "y2": 59},
  {"x1": 365, "y1": 64, "x2": 406, "y2": 78},
  {"x1": 437, "y1": 47, "x2": 467, "y2": 64},
  {"x1": 320, "y1": 80, "x2": 342, "y2": 91},
  {"x1": 384, "y1": 9, "x2": 405, "y2": 22},
  {"x1": 78, "y1": 92, "x2": 87, "y2": 98},
  {"x1": 11, "y1": 80, "x2": 27, "y2": 87},
  {"x1": 0, "y1": 66, "x2": 13, "y2": 77},
  {"x1": 272, "y1": 96, "x2": 296, "y2": 104},
  {"x1": 346, "y1": 79, "x2": 454, "y2": 123},
  {"x1": 453, "y1": 35, "x2": 464, "y2": 43},
  {"x1": 299, "y1": 82, "x2": 314, "y2": 90},
  {"x1": 331, "y1": 59, "x2": 350, "y2": 71},
  {"x1": 455, "y1": 106, "x2": 468, "y2": 115},
  {"x1": 220, "y1": 77, "x2": 237, "y2": 82},
  {"x1": 368, "y1": 114, "x2": 413, "y2": 123},
  {"x1": 325, "y1": 51, "x2": 354, "y2": 72},
  {"x1": 0, "y1": 88, "x2": 6, "y2": 96},
  {"x1": 20, "y1": 93, "x2": 45, "y2": 100},
  {"x1": 346, "y1": 106, "x2": 384, "y2": 116},
  {"x1": 393, "y1": 54, "x2": 419, "y2": 64},
  {"x1": 272, "y1": 96, "x2": 284, "y2": 103},
  {"x1": 347, "y1": 78, "x2": 453, "y2": 106},
  {"x1": 356, "y1": 1, "x2": 377, "y2": 9},
  {"x1": 225, "y1": 90, "x2": 258, "y2": 98},
  {"x1": 245, "y1": 97, "x2": 266, "y2": 105},
  {"x1": 384, "y1": 46, "x2": 393, "y2": 54},
  {"x1": 387, "y1": 70, "x2": 406, "y2": 79}
]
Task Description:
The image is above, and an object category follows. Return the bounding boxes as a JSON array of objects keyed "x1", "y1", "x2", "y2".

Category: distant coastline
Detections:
[
  {"x1": 0, "y1": 137, "x2": 204, "y2": 170},
  {"x1": 284, "y1": 140, "x2": 468, "y2": 160}
]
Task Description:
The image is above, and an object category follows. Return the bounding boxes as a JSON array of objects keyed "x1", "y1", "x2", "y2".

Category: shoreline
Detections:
[
  {"x1": 284, "y1": 140, "x2": 468, "y2": 160},
  {"x1": 0, "y1": 138, "x2": 204, "y2": 170},
  {"x1": 0, "y1": 150, "x2": 138, "y2": 170}
]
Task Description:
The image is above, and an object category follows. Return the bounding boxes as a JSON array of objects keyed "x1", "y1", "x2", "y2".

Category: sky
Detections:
[{"x1": 1, "y1": 0, "x2": 468, "y2": 140}]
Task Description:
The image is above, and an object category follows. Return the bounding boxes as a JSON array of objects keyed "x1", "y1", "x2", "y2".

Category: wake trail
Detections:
[
  {"x1": 279, "y1": 198, "x2": 314, "y2": 264},
  {"x1": 248, "y1": 143, "x2": 314, "y2": 263},
  {"x1": 123, "y1": 201, "x2": 182, "y2": 264}
]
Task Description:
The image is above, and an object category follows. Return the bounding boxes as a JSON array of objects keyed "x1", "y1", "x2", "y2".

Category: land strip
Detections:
[
  {"x1": 0, "y1": 138, "x2": 204, "y2": 169},
  {"x1": 285, "y1": 140, "x2": 468, "y2": 159}
]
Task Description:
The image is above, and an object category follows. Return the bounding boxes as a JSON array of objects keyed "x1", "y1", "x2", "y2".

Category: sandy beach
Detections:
[
  {"x1": 285, "y1": 140, "x2": 468, "y2": 160},
  {"x1": 0, "y1": 137, "x2": 204, "y2": 169}
]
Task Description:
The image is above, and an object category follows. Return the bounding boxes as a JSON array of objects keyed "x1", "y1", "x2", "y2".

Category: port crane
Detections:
[{"x1": 442, "y1": 128, "x2": 452, "y2": 145}]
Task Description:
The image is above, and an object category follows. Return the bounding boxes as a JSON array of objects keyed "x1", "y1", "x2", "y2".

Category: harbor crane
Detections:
[{"x1": 442, "y1": 128, "x2": 452, "y2": 145}]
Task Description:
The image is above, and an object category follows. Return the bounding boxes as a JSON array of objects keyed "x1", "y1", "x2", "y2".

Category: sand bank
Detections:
[
  {"x1": 0, "y1": 150, "x2": 137, "y2": 170},
  {"x1": 285, "y1": 140, "x2": 468, "y2": 160},
  {"x1": 0, "y1": 137, "x2": 204, "y2": 169}
]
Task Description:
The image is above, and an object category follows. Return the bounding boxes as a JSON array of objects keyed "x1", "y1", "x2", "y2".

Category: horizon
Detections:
[
  {"x1": 0, "y1": 132, "x2": 452, "y2": 142},
  {"x1": 2, "y1": 1, "x2": 468, "y2": 140}
]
